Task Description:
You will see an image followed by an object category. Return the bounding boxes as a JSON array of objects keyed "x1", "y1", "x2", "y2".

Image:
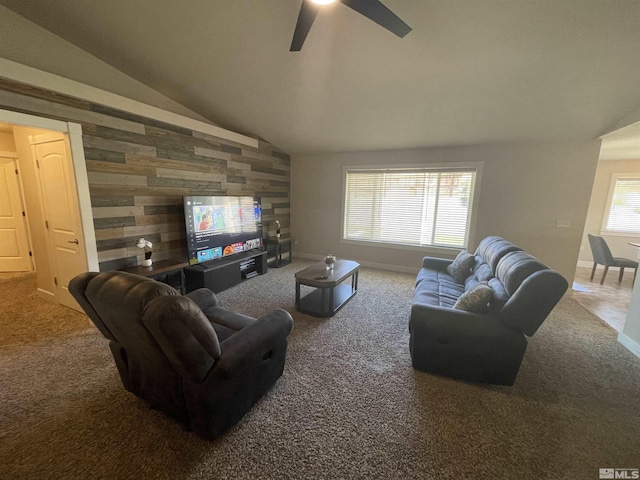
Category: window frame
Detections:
[
  {"x1": 340, "y1": 162, "x2": 483, "y2": 253},
  {"x1": 601, "y1": 173, "x2": 640, "y2": 237}
]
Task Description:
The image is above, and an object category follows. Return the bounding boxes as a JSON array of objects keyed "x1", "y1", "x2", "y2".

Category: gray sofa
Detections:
[{"x1": 409, "y1": 236, "x2": 568, "y2": 385}]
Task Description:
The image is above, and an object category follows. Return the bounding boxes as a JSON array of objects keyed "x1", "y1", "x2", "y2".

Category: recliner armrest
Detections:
[
  {"x1": 209, "y1": 309, "x2": 293, "y2": 381},
  {"x1": 184, "y1": 288, "x2": 219, "y2": 310},
  {"x1": 422, "y1": 256, "x2": 452, "y2": 270}
]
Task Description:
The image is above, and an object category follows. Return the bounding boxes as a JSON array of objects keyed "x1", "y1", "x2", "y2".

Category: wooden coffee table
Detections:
[{"x1": 295, "y1": 259, "x2": 360, "y2": 317}]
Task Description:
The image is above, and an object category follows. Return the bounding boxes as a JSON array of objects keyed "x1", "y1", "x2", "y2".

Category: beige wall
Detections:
[
  {"x1": 0, "y1": 6, "x2": 210, "y2": 124},
  {"x1": 578, "y1": 158, "x2": 640, "y2": 264},
  {"x1": 291, "y1": 141, "x2": 601, "y2": 281},
  {"x1": 0, "y1": 131, "x2": 16, "y2": 151}
]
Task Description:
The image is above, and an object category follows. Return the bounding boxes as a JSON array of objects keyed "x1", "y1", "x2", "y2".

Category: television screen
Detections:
[{"x1": 183, "y1": 195, "x2": 263, "y2": 266}]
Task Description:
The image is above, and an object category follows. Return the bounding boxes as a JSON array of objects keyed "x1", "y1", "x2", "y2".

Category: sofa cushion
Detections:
[
  {"x1": 487, "y1": 277, "x2": 509, "y2": 314},
  {"x1": 413, "y1": 269, "x2": 465, "y2": 308},
  {"x1": 474, "y1": 236, "x2": 522, "y2": 272},
  {"x1": 446, "y1": 250, "x2": 475, "y2": 283},
  {"x1": 454, "y1": 282, "x2": 493, "y2": 313},
  {"x1": 475, "y1": 262, "x2": 494, "y2": 282},
  {"x1": 495, "y1": 251, "x2": 548, "y2": 297},
  {"x1": 202, "y1": 306, "x2": 255, "y2": 342}
]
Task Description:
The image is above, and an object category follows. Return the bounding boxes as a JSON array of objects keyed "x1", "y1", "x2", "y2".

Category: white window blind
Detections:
[
  {"x1": 604, "y1": 177, "x2": 640, "y2": 233},
  {"x1": 344, "y1": 168, "x2": 476, "y2": 248}
]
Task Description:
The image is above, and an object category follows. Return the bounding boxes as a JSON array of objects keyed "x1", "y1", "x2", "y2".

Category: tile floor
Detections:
[{"x1": 571, "y1": 265, "x2": 635, "y2": 332}]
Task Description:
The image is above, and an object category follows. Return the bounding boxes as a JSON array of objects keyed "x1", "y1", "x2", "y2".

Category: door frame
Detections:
[{"x1": 0, "y1": 108, "x2": 99, "y2": 273}]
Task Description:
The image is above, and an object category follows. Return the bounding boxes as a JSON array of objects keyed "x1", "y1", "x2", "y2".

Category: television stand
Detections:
[{"x1": 184, "y1": 249, "x2": 267, "y2": 293}]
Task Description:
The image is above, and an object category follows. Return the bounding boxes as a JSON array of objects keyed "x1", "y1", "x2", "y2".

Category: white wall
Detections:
[
  {"x1": 578, "y1": 158, "x2": 640, "y2": 265},
  {"x1": 0, "y1": 6, "x2": 210, "y2": 123},
  {"x1": 291, "y1": 141, "x2": 601, "y2": 281},
  {"x1": 620, "y1": 276, "x2": 640, "y2": 358}
]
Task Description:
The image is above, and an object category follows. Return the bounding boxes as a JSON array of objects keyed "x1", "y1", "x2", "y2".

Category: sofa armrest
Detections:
[
  {"x1": 422, "y1": 256, "x2": 453, "y2": 270},
  {"x1": 210, "y1": 309, "x2": 293, "y2": 380},
  {"x1": 184, "y1": 288, "x2": 219, "y2": 310},
  {"x1": 409, "y1": 303, "x2": 527, "y2": 385},
  {"x1": 410, "y1": 303, "x2": 511, "y2": 336}
]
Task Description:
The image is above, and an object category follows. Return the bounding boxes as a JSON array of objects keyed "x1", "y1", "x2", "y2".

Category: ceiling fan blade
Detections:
[
  {"x1": 340, "y1": 0, "x2": 412, "y2": 38},
  {"x1": 290, "y1": 0, "x2": 320, "y2": 51}
]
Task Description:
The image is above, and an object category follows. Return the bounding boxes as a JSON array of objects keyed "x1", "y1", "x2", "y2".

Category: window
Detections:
[
  {"x1": 603, "y1": 175, "x2": 640, "y2": 234},
  {"x1": 343, "y1": 166, "x2": 479, "y2": 248}
]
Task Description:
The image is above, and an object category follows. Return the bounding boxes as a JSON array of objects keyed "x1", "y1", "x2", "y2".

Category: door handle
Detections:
[{"x1": 68, "y1": 239, "x2": 79, "y2": 244}]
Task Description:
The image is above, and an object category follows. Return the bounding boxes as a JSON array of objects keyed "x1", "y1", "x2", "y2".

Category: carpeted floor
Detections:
[
  {"x1": 0, "y1": 273, "x2": 91, "y2": 346},
  {"x1": 1, "y1": 261, "x2": 639, "y2": 479}
]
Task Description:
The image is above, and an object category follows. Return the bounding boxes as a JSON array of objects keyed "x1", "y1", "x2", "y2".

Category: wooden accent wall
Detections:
[{"x1": 0, "y1": 78, "x2": 290, "y2": 271}]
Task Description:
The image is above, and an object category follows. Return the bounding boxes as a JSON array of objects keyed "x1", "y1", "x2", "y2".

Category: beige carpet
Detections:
[
  {"x1": 1, "y1": 261, "x2": 639, "y2": 479},
  {"x1": 0, "y1": 273, "x2": 91, "y2": 347}
]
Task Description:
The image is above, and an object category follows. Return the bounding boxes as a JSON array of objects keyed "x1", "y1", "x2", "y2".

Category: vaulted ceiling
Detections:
[{"x1": 2, "y1": 0, "x2": 640, "y2": 155}]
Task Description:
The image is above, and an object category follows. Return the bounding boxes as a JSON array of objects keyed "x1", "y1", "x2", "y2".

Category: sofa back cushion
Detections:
[
  {"x1": 473, "y1": 261, "x2": 494, "y2": 282},
  {"x1": 474, "y1": 236, "x2": 523, "y2": 272},
  {"x1": 495, "y1": 251, "x2": 547, "y2": 296},
  {"x1": 495, "y1": 251, "x2": 568, "y2": 335}
]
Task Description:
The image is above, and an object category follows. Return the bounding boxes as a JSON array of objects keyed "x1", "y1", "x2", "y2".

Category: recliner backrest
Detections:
[
  {"x1": 70, "y1": 271, "x2": 189, "y2": 418},
  {"x1": 588, "y1": 234, "x2": 615, "y2": 266},
  {"x1": 81, "y1": 271, "x2": 178, "y2": 363},
  {"x1": 143, "y1": 295, "x2": 221, "y2": 384}
]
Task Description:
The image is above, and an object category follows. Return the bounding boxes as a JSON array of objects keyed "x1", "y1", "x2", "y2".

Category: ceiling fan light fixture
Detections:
[{"x1": 291, "y1": 0, "x2": 411, "y2": 51}]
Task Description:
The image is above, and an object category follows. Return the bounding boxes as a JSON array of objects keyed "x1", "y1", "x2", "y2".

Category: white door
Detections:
[
  {"x1": 31, "y1": 133, "x2": 87, "y2": 311},
  {"x1": 0, "y1": 156, "x2": 32, "y2": 272}
]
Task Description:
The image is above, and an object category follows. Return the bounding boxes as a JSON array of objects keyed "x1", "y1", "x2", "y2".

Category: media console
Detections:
[{"x1": 184, "y1": 249, "x2": 267, "y2": 293}]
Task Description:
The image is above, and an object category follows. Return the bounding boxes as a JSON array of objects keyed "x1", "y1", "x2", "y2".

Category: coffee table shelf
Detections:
[
  {"x1": 295, "y1": 259, "x2": 359, "y2": 317},
  {"x1": 297, "y1": 283, "x2": 356, "y2": 317}
]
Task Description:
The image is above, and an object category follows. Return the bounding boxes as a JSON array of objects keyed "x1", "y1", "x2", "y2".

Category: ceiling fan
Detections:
[{"x1": 290, "y1": 0, "x2": 412, "y2": 51}]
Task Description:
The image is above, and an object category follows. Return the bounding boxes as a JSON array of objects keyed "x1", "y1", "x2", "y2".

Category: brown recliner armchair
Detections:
[{"x1": 69, "y1": 271, "x2": 293, "y2": 440}]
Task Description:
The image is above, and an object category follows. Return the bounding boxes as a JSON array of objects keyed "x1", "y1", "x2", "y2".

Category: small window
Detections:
[
  {"x1": 343, "y1": 166, "x2": 479, "y2": 248},
  {"x1": 603, "y1": 175, "x2": 640, "y2": 234}
]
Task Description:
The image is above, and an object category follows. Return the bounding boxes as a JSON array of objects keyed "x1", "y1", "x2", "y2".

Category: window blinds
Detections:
[
  {"x1": 605, "y1": 177, "x2": 640, "y2": 233},
  {"x1": 344, "y1": 168, "x2": 476, "y2": 248}
]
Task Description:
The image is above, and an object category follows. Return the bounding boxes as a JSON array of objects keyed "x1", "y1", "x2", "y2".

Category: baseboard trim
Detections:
[
  {"x1": 618, "y1": 332, "x2": 640, "y2": 359},
  {"x1": 293, "y1": 252, "x2": 418, "y2": 275},
  {"x1": 576, "y1": 260, "x2": 624, "y2": 271},
  {"x1": 36, "y1": 288, "x2": 55, "y2": 301}
]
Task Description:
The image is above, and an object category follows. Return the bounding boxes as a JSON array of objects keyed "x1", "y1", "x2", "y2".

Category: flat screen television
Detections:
[{"x1": 183, "y1": 195, "x2": 263, "y2": 266}]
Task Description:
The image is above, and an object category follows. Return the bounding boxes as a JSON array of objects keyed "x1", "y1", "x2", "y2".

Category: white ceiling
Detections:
[{"x1": 2, "y1": 0, "x2": 640, "y2": 155}]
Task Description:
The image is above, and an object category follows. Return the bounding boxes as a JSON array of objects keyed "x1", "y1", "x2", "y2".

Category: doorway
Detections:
[
  {"x1": 0, "y1": 109, "x2": 98, "y2": 312},
  {"x1": 573, "y1": 125, "x2": 640, "y2": 332}
]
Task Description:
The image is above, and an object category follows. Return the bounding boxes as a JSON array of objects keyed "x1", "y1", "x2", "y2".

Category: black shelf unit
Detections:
[
  {"x1": 265, "y1": 237, "x2": 292, "y2": 268},
  {"x1": 184, "y1": 249, "x2": 267, "y2": 293}
]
